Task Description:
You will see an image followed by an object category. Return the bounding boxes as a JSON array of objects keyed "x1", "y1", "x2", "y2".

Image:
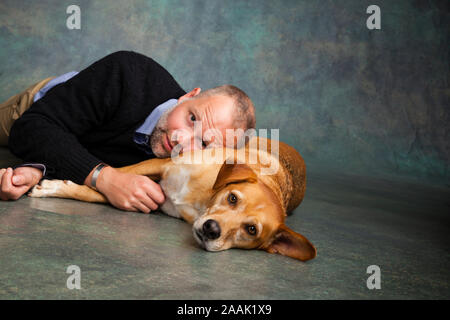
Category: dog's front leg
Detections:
[
  {"x1": 29, "y1": 179, "x2": 107, "y2": 203},
  {"x1": 115, "y1": 157, "x2": 172, "y2": 180}
]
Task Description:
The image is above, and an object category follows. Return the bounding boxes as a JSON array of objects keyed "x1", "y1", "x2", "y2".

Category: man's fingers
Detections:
[
  {"x1": 13, "y1": 167, "x2": 43, "y2": 187},
  {"x1": 12, "y1": 174, "x2": 26, "y2": 186},
  {"x1": 0, "y1": 169, "x2": 6, "y2": 200},
  {"x1": 0, "y1": 168, "x2": 9, "y2": 200},
  {"x1": 139, "y1": 194, "x2": 158, "y2": 211},
  {"x1": 132, "y1": 190, "x2": 157, "y2": 212},
  {"x1": 12, "y1": 171, "x2": 37, "y2": 187},
  {"x1": 113, "y1": 198, "x2": 151, "y2": 214},
  {"x1": 132, "y1": 201, "x2": 152, "y2": 214},
  {"x1": 126, "y1": 206, "x2": 139, "y2": 213},
  {"x1": 9, "y1": 185, "x2": 29, "y2": 200},
  {"x1": 1, "y1": 168, "x2": 13, "y2": 192},
  {"x1": 100, "y1": 172, "x2": 165, "y2": 213},
  {"x1": 0, "y1": 168, "x2": 29, "y2": 200},
  {"x1": 142, "y1": 180, "x2": 166, "y2": 205}
]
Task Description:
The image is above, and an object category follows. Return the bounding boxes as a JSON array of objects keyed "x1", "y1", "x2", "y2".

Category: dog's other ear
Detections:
[
  {"x1": 263, "y1": 224, "x2": 316, "y2": 261},
  {"x1": 213, "y1": 162, "x2": 257, "y2": 191}
]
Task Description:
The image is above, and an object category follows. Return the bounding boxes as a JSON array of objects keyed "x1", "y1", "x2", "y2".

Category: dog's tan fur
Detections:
[{"x1": 29, "y1": 137, "x2": 316, "y2": 261}]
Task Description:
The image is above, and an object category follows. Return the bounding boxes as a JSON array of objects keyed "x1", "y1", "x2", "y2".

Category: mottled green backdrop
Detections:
[{"x1": 0, "y1": 0, "x2": 448, "y2": 184}]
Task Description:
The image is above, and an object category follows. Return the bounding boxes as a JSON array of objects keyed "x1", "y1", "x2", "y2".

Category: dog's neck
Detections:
[{"x1": 244, "y1": 136, "x2": 306, "y2": 214}]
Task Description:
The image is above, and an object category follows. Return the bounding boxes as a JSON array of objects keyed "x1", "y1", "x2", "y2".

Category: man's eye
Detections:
[
  {"x1": 190, "y1": 114, "x2": 196, "y2": 122},
  {"x1": 202, "y1": 141, "x2": 207, "y2": 148}
]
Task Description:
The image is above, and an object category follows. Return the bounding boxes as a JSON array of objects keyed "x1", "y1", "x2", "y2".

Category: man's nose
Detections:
[
  {"x1": 202, "y1": 219, "x2": 221, "y2": 240},
  {"x1": 171, "y1": 129, "x2": 193, "y2": 150},
  {"x1": 174, "y1": 131, "x2": 203, "y2": 151}
]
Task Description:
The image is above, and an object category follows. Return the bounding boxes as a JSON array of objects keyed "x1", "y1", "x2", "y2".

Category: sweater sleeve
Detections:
[{"x1": 8, "y1": 51, "x2": 132, "y2": 184}]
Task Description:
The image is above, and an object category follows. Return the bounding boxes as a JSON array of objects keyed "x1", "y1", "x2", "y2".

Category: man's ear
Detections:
[
  {"x1": 178, "y1": 87, "x2": 201, "y2": 103},
  {"x1": 213, "y1": 161, "x2": 258, "y2": 191},
  {"x1": 263, "y1": 224, "x2": 316, "y2": 262}
]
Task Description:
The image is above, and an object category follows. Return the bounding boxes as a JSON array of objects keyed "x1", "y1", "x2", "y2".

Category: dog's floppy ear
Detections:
[
  {"x1": 263, "y1": 224, "x2": 316, "y2": 261},
  {"x1": 213, "y1": 161, "x2": 257, "y2": 191}
]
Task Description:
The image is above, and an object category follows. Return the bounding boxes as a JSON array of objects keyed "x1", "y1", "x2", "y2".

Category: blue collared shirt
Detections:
[
  {"x1": 133, "y1": 99, "x2": 178, "y2": 155},
  {"x1": 33, "y1": 71, "x2": 79, "y2": 102}
]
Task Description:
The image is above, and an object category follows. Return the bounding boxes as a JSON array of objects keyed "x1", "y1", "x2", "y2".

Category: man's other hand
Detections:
[
  {"x1": 0, "y1": 167, "x2": 43, "y2": 200},
  {"x1": 93, "y1": 166, "x2": 165, "y2": 213}
]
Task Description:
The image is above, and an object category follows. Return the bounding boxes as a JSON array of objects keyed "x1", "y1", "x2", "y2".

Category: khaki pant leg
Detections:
[{"x1": 0, "y1": 76, "x2": 55, "y2": 146}]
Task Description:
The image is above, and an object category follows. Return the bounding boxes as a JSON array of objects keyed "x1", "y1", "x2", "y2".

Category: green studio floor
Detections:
[{"x1": 0, "y1": 147, "x2": 449, "y2": 299}]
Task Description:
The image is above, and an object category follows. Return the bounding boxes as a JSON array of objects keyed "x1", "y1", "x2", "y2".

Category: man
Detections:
[{"x1": 0, "y1": 50, "x2": 256, "y2": 213}]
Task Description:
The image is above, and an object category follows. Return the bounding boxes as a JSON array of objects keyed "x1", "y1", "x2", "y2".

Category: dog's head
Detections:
[{"x1": 192, "y1": 162, "x2": 316, "y2": 261}]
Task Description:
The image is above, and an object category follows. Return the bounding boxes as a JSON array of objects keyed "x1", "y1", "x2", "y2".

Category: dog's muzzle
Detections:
[
  {"x1": 202, "y1": 219, "x2": 221, "y2": 240},
  {"x1": 193, "y1": 219, "x2": 221, "y2": 248}
]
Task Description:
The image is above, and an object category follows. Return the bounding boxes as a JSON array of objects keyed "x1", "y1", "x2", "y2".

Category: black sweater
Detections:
[{"x1": 9, "y1": 51, "x2": 186, "y2": 184}]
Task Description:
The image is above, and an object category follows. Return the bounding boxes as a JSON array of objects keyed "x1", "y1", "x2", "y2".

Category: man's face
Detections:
[{"x1": 150, "y1": 94, "x2": 236, "y2": 158}]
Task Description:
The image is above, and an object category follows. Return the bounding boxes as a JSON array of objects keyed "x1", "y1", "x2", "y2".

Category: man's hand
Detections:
[
  {"x1": 0, "y1": 167, "x2": 43, "y2": 200},
  {"x1": 87, "y1": 166, "x2": 165, "y2": 213}
]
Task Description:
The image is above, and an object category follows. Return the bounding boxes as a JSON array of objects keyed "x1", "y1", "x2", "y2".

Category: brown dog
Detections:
[{"x1": 29, "y1": 136, "x2": 316, "y2": 261}]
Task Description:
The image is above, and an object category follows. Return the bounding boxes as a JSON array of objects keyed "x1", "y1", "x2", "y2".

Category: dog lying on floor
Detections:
[{"x1": 29, "y1": 136, "x2": 317, "y2": 262}]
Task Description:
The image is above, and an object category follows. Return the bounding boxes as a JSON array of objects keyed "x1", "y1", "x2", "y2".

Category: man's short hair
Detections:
[{"x1": 197, "y1": 85, "x2": 256, "y2": 131}]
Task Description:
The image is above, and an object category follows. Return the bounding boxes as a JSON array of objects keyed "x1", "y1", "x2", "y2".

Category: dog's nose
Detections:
[{"x1": 202, "y1": 219, "x2": 221, "y2": 240}]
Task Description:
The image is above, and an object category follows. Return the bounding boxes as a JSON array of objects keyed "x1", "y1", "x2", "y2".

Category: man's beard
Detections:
[{"x1": 148, "y1": 101, "x2": 179, "y2": 158}]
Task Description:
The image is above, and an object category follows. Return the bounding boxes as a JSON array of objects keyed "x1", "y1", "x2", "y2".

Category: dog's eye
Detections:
[
  {"x1": 227, "y1": 193, "x2": 238, "y2": 204},
  {"x1": 245, "y1": 225, "x2": 257, "y2": 236}
]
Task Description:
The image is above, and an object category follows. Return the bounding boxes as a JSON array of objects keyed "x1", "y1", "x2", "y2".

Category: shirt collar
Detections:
[
  {"x1": 136, "y1": 99, "x2": 178, "y2": 135},
  {"x1": 133, "y1": 99, "x2": 178, "y2": 156}
]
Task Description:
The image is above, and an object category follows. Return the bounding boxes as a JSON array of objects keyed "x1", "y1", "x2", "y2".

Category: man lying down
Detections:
[{"x1": 0, "y1": 50, "x2": 256, "y2": 212}]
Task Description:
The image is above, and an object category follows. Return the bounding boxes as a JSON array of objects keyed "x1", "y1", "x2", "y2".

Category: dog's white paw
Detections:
[{"x1": 28, "y1": 179, "x2": 68, "y2": 198}]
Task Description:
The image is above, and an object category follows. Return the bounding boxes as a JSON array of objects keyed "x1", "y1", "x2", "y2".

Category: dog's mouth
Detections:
[{"x1": 193, "y1": 229, "x2": 206, "y2": 249}]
